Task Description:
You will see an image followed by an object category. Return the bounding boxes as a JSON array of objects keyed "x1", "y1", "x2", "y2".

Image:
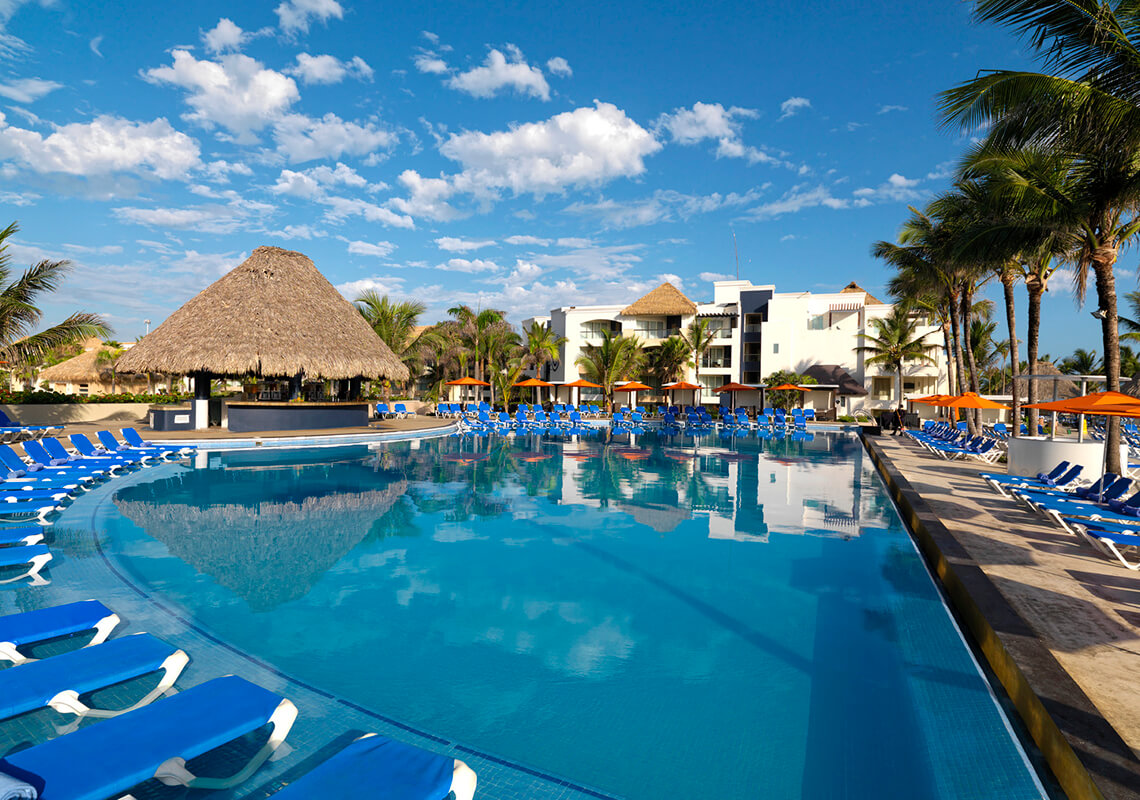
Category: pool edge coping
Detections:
[{"x1": 861, "y1": 432, "x2": 1138, "y2": 800}]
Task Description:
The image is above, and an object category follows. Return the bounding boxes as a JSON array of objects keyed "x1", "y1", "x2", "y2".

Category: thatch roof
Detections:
[
  {"x1": 621, "y1": 282, "x2": 697, "y2": 316},
  {"x1": 841, "y1": 281, "x2": 886, "y2": 306},
  {"x1": 38, "y1": 347, "x2": 112, "y2": 382},
  {"x1": 1014, "y1": 361, "x2": 1079, "y2": 399},
  {"x1": 116, "y1": 247, "x2": 409, "y2": 380},
  {"x1": 1124, "y1": 373, "x2": 1140, "y2": 398},
  {"x1": 38, "y1": 339, "x2": 145, "y2": 385}
]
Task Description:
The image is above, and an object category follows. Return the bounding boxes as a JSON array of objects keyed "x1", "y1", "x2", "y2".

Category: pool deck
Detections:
[{"x1": 865, "y1": 433, "x2": 1140, "y2": 800}]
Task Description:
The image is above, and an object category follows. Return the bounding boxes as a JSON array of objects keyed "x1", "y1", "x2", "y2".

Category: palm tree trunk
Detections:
[
  {"x1": 1093, "y1": 247, "x2": 1122, "y2": 473},
  {"x1": 947, "y1": 290, "x2": 972, "y2": 433},
  {"x1": 1001, "y1": 271, "x2": 1021, "y2": 437},
  {"x1": 1026, "y1": 279, "x2": 1044, "y2": 436},
  {"x1": 960, "y1": 284, "x2": 982, "y2": 435}
]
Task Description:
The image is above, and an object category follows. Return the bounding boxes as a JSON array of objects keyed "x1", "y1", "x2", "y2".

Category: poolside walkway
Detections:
[{"x1": 866, "y1": 434, "x2": 1140, "y2": 800}]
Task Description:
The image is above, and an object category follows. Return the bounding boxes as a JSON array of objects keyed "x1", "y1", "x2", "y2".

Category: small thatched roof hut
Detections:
[
  {"x1": 1014, "y1": 361, "x2": 1079, "y2": 399},
  {"x1": 116, "y1": 246, "x2": 408, "y2": 381},
  {"x1": 37, "y1": 339, "x2": 110, "y2": 383},
  {"x1": 840, "y1": 281, "x2": 886, "y2": 306},
  {"x1": 621, "y1": 282, "x2": 697, "y2": 316}
]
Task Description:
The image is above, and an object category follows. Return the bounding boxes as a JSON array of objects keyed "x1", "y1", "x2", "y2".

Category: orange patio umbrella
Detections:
[
  {"x1": 514, "y1": 376, "x2": 554, "y2": 406},
  {"x1": 445, "y1": 376, "x2": 490, "y2": 405},
  {"x1": 912, "y1": 394, "x2": 951, "y2": 404},
  {"x1": 942, "y1": 392, "x2": 1010, "y2": 410},
  {"x1": 1023, "y1": 391, "x2": 1140, "y2": 412},
  {"x1": 766, "y1": 381, "x2": 807, "y2": 411},
  {"x1": 663, "y1": 380, "x2": 701, "y2": 411},
  {"x1": 614, "y1": 381, "x2": 651, "y2": 409},
  {"x1": 563, "y1": 377, "x2": 603, "y2": 408},
  {"x1": 715, "y1": 381, "x2": 755, "y2": 411}
]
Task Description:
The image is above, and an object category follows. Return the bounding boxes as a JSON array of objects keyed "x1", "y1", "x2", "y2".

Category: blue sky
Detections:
[{"x1": 0, "y1": 0, "x2": 1116, "y2": 360}]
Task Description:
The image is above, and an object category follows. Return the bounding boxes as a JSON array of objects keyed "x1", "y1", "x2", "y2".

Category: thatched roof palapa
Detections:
[
  {"x1": 841, "y1": 281, "x2": 886, "y2": 306},
  {"x1": 116, "y1": 246, "x2": 408, "y2": 381},
  {"x1": 1014, "y1": 361, "x2": 1079, "y2": 399},
  {"x1": 38, "y1": 338, "x2": 145, "y2": 385},
  {"x1": 621, "y1": 282, "x2": 697, "y2": 316}
]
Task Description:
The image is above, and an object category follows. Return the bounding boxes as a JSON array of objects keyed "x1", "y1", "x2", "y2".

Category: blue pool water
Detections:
[{"x1": 95, "y1": 430, "x2": 1045, "y2": 799}]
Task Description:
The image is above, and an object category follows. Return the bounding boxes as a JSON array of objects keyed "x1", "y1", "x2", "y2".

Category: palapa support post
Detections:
[
  {"x1": 192, "y1": 370, "x2": 211, "y2": 430},
  {"x1": 290, "y1": 372, "x2": 303, "y2": 401}
]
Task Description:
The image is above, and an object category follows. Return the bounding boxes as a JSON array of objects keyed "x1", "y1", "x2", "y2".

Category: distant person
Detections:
[{"x1": 893, "y1": 406, "x2": 907, "y2": 436}]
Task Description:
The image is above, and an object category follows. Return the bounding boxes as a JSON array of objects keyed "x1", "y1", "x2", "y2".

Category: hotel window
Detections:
[
  {"x1": 807, "y1": 314, "x2": 826, "y2": 330},
  {"x1": 872, "y1": 377, "x2": 892, "y2": 400},
  {"x1": 581, "y1": 321, "x2": 616, "y2": 338},
  {"x1": 772, "y1": 343, "x2": 779, "y2": 354},
  {"x1": 634, "y1": 319, "x2": 666, "y2": 337},
  {"x1": 702, "y1": 347, "x2": 732, "y2": 369},
  {"x1": 78, "y1": 383, "x2": 89, "y2": 395}
]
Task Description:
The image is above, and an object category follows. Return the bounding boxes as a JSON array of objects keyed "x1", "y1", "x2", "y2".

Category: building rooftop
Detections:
[{"x1": 620, "y1": 282, "x2": 698, "y2": 317}]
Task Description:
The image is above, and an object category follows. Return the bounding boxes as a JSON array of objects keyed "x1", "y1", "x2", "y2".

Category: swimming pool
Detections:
[{"x1": 93, "y1": 430, "x2": 1046, "y2": 799}]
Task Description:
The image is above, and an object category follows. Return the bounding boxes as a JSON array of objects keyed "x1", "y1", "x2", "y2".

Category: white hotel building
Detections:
[{"x1": 527, "y1": 279, "x2": 948, "y2": 415}]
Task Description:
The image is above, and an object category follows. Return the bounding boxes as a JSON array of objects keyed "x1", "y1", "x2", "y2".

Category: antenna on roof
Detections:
[{"x1": 731, "y1": 226, "x2": 740, "y2": 280}]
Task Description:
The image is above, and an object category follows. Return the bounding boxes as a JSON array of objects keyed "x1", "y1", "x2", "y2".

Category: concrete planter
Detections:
[{"x1": 0, "y1": 403, "x2": 154, "y2": 425}]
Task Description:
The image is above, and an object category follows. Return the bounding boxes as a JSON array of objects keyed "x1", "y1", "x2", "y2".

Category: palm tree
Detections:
[
  {"x1": 855, "y1": 306, "x2": 939, "y2": 407},
  {"x1": 680, "y1": 318, "x2": 717, "y2": 404},
  {"x1": 0, "y1": 222, "x2": 112, "y2": 368},
  {"x1": 575, "y1": 332, "x2": 644, "y2": 411},
  {"x1": 940, "y1": 0, "x2": 1140, "y2": 472},
  {"x1": 355, "y1": 291, "x2": 428, "y2": 400},
  {"x1": 519, "y1": 320, "x2": 566, "y2": 403},
  {"x1": 646, "y1": 335, "x2": 692, "y2": 385},
  {"x1": 95, "y1": 340, "x2": 125, "y2": 394},
  {"x1": 1060, "y1": 348, "x2": 1101, "y2": 376}
]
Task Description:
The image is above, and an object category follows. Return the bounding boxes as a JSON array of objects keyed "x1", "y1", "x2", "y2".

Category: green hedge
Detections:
[{"x1": 0, "y1": 390, "x2": 191, "y2": 405}]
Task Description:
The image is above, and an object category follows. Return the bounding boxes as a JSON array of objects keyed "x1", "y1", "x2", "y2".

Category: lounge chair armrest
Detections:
[{"x1": 158, "y1": 698, "x2": 298, "y2": 789}]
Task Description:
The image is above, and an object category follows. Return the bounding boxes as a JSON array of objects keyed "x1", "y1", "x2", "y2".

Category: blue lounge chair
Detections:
[
  {"x1": 27, "y1": 440, "x2": 116, "y2": 478},
  {"x1": 0, "y1": 544, "x2": 51, "y2": 585},
  {"x1": 0, "y1": 601, "x2": 120, "y2": 665},
  {"x1": 0, "y1": 527, "x2": 43, "y2": 547},
  {"x1": 1062, "y1": 519, "x2": 1140, "y2": 570},
  {"x1": 121, "y1": 428, "x2": 196, "y2": 456},
  {"x1": 0, "y1": 494, "x2": 62, "y2": 524},
  {"x1": 97, "y1": 430, "x2": 178, "y2": 461},
  {"x1": 272, "y1": 734, "x2": 476, "y2": 800},
  {"x1": 982, "y1": 464, "x2": 1083, "y2": 497},
  {"x1": 376, "y1": 403, "x2": 391, "y2": 419},
  {"x1": 0, "y1": 460, "x2": 95, "y2": 491},
  {"x1": 0, "y1": 632, "x2": 188, "y2": 721},
  {"x1": 0, "y1": 675, "x2": 297, "y2": 797},
  {"x1": 69, "y1": 434, "x2": 150, "y2": 467}
]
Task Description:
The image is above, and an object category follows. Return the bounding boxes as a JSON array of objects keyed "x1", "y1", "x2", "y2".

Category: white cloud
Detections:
[
  {"x1": 272, "y1": 112, "x2": 395, "y2": 163},
  {"x1": 389, "y1": 103, "x2": 661, "y2": 219},
  {"x1": 203, "y1": 18, "x2": 246, "y2": 53},
  {"x1": 852, "y1": 173, "x2": 923, "y2": 205},
  {"x1": 0, "y1": 112, "x2": 200, "y2": 179},
  {"x1": 657, "y1": 101, "x2": 755, "y2": 144},
  {"x1": 347, "y1": 239, "x2": 397, "y2": 257},
  {"x1": 336, "y1": 276, "x2": 406, "y2": 299},
  {"x1": 878, "y1": 104, "x2": 908, "y2": 114},
  {"x1": 275, "y1": 0, "x2": 343, "y2": 35},
  {"x1": 436, "y1": 236, "x2": 495, "y2": 252},
  {"x1": 505, "y1": 235, "x2": 551, "y2": 246},
  {"x1": 114, "y1": 206, "x2": 229, "y2": 229},
  {"x1": 62, "y1": 243, "x2": 123, "y2": 255},
  {"x1": 272, "y1": 162, "x2": 367, "y2": 197},
  {"x1": 565, "y1": 188, "x2": 762, "y2": 229},
  {"x1": 438, "y1": 258, "x2": 500, "y2": 273},
  {"x1": 447, "y1": 47, "x2": 550, "y2": 100},
  {"x1": 288, "y1": 52, "x2": 373, "y2": 84},
  {"x1": 413, "y1": 52, "x2": 449, "y2": 74},
  {"x1": 532, "y1": 242, "x2": 643, "y2": 279},
  {"x1": 699, "y1": 271, "x2": 731, "y2": 282},
  {"x1": 268, "y1": 223, "x2": 323, "y2": 239},
  {"x1": 421, "y1": 31, "x2": 440, "y2": 45},
  {"x1": 114, "y1": 195, "x2": 273, "y2": 233},
  {"x1": 546, "y1": 56, "x2": 572, "y2": 77},
  {"x1": 779, "y1": 96, "x2": 811, "y2": 120},
  {"x1": 440, "y1": 101, "x2": 661, "y2": 197},
  {"x1": 556, "y1": 237, "x2": 593, "y2": 248},
  {"x1": 202, "y1": 159, "x2": 252, "y2": 182},
  {"x1": 388, "y1": 169, "x2": 461, "y2": 221},
  {"x1": 144, "y1": 50, "x2": 299, "y2": 143},
  {"x1": 747, "y1": 185, "x2": 849, "y2": 218},
  {"x1": 89, "y1": 35, "x2": 103, "y2": 57},
  {"x1": 656, "y1": 101, "x2": 785, "y2": 167},
  {"x1": 319, "y1": 194, "x2": 415, "y2": 229},
  {"x1": 0, "y1": 77, "x2": 62, "y2": 103}
]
